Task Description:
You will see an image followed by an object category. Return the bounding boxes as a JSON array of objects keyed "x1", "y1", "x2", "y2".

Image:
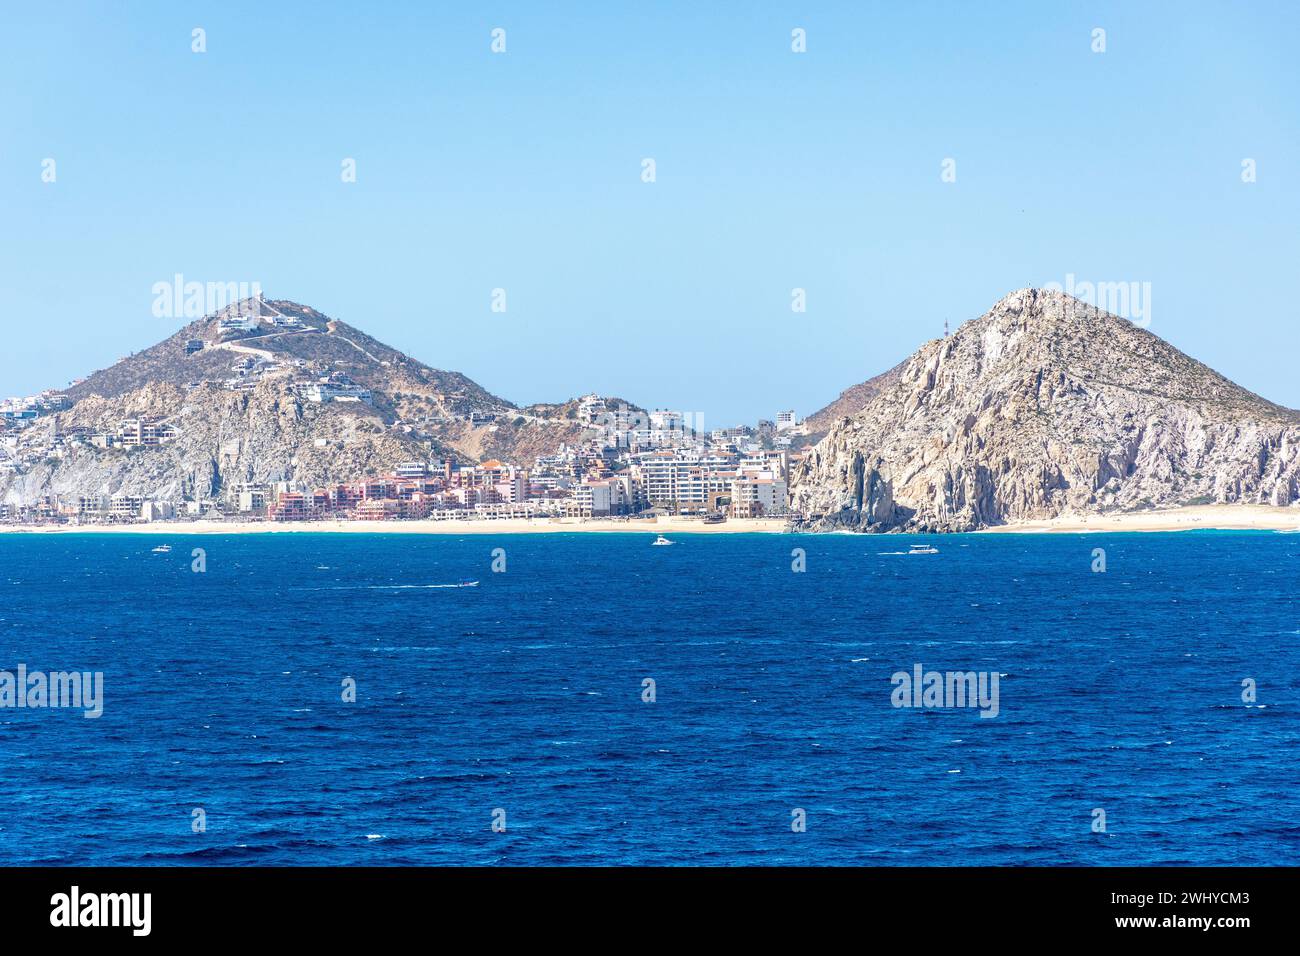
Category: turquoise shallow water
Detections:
[{"x1": 0, "y1": 530, "x2": 1296, "y2": 865}]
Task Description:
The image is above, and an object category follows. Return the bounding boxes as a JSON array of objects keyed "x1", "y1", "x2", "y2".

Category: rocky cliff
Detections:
[
  {"x1": 790, "y1": 289, "x2": 1300, "y2": 531},
  {"x1": 3, "y1": 380, "x2": 439, "y2": 506}
]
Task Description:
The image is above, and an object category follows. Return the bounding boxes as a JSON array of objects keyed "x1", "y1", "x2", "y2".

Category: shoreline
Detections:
[
  {"x1": 0, "y1": 516, "x2": 790, "y2": 535},
  {"x1": 978, "y1": 503, "x2": 1300, "y2": 535},
  {"x1": 0, "y1": 504, "x2": 1296, "y2": 536}
]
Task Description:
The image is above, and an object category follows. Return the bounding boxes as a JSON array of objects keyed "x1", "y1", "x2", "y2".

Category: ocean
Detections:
[{"x1": 1, "y1": 530, "x2": 1296, "y2": 865}]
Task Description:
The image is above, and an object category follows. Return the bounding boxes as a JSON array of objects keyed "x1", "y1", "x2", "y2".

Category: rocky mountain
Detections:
[
  {"x1": 64, "y1": 299, "x2": 509, "y2": 420},
  {"x1": 0, "y1": 297, "x2": 626, "y2": 509},
  {"x1": 791, "y1": 289, "x2": 1300, "y2": 531}
]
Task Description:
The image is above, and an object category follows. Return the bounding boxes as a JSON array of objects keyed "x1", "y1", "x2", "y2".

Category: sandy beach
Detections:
[
  {"x1": 2, "y1": 504, "x2": 1297, "y2": 536},
  {"x1": 0, "y1": 515, "x2": 790, "y2": 535},
  {"x1": 982, "y1": 503, "x2": 1300, "y2": 534}
]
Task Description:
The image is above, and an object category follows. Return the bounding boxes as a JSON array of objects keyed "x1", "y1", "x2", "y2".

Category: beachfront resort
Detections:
[{"x1": 0, "y1": 393, "x2": 801, "y2": 528}]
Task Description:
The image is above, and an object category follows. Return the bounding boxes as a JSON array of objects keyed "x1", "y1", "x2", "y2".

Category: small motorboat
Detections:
[
  {"x1": 151, "y1": 544, "x2": 172, "y2": 553},
  {"x1": 457, "y1": 579, "x2": 480, "y2": 587},
  {"x1": 908, "y1": 543, "x2": 938, "y2": 555},
  {"x1": 652, "y1": 535, "x2": 674, "y2": 546}
]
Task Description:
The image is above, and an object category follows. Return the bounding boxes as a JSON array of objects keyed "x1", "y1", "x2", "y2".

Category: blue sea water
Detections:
[{"x1": 0, "y1": 530, "x2": 1297, "y2": 866}]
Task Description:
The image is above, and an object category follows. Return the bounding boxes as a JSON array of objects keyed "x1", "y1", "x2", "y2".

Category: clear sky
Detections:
[{"x1": 3, "y1": 1, "x2": 1298, "y2": 426}]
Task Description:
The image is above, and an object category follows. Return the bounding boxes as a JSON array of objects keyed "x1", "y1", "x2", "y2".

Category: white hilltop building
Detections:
[{"x1": 216, "y1": 292, "x2": 267, "y2": 334}]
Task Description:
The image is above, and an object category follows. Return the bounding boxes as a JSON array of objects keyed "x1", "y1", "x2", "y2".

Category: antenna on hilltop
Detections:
[{"x1": 944, "y1": 319, "x2": 949, "y2": 338}]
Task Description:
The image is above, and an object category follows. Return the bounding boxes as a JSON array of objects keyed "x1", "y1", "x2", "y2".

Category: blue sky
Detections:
[{"x1": 2, "y1": 1, "x2": 1298, "y2": 425}]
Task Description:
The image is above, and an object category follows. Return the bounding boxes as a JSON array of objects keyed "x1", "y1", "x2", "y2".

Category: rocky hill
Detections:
[
  {"x1": 64, "y1": 299, "x2": 509, "y2": 420},
  {"x1": 0, "y1": 297, "x2": 633, "y2": 509},
  {"x1": 4, "y1": 380, "x2": 438, "y2": 507},
  {"x1": 791, "y1": 289, "x2": 1300, "y2": 531}
]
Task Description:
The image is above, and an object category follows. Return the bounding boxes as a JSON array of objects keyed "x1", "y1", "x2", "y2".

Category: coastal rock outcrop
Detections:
[{"x1": 790, "y1": 289, "x2": 1300, "y2": 531}]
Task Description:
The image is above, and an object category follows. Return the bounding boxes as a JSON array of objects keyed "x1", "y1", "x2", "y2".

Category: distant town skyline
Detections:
[{"x1": 3, "y1": 2, "x2": 1299, "y2": 424}]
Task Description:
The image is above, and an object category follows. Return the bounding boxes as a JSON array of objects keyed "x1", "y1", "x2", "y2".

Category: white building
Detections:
[
  {"x1": 119, "y1": 418, "x2": 176, "y2": 447},
  {"x1": 217, "y1": 315, "x2": 260, "y2": 334},
  {"x1": 109, "y1": 495, "x2": 145, "y2": 520},
  {"x1": 730, "y1": 473, "x2": 788, "y2": 517},
  {"x1": 303, "y1": 383, "x2": 373, "y2": 404},
  {"x1": 237, "y1": 487, "x2": 268, "y2": 513},
  {"x1": 77, "y1": 495, "x2": 108, "y2": 516},
  {"x1": 141, "y1": 500, "x2": 175, "y2": 522},
  {"x1": 575, "y1": 477, "x2": 630, "y2": 516},
  {"x1": 634, "y1": 452, "x2": 693, "y2": 505}
]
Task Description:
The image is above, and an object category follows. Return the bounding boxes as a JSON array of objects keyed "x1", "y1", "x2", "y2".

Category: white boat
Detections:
[
  {"x1": 457, "y1": 579, "x2": 479, "y2": 587},
  {"x1": 151, "y1": 544, "x2": 172, "y2": 553},
  {"x1": 652, "y1": 535, "x2": 674, "y2": 546},
  {"x1": 908, "y1": 543, "x2": 938, "y2": 555}
]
